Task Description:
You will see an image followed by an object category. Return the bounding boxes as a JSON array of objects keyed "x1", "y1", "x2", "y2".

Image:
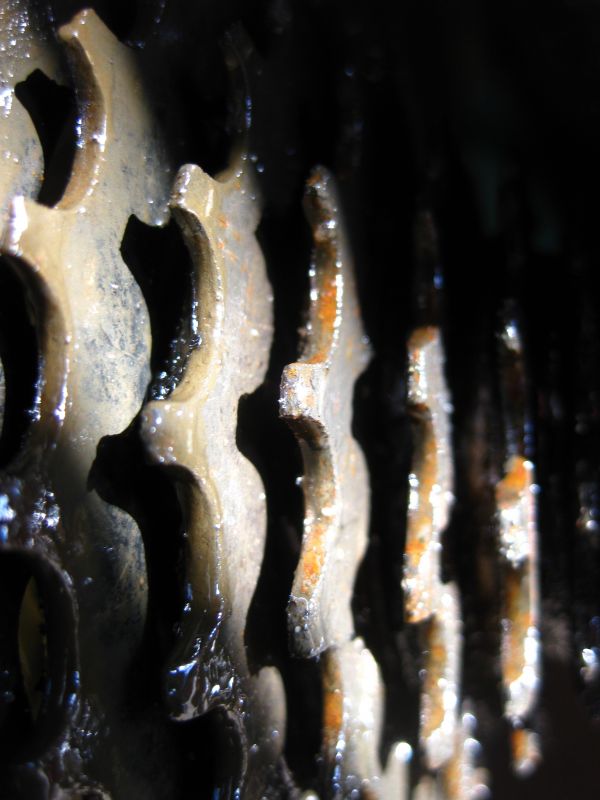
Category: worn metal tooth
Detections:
[
  {"x1": 322, "y1": 640, "x2": 412, "y2": 799},
  {"x1": 404, "y1": 325, "x2": 462, "y2": 774},
  {"x1": 3, "y1": 5, "x2": 172, "y2": 454},
  {"x1": 404, "y1": 325, "x2": 490, "y2": 796},
  {"x1": 280, "y1": 167, "x2": 370, "y2": 658},
  {"x1": 496, "y1": 317, "x2": 540, "y2": 770},
  {"x1": 140, "y1": 155, "x2": 287, "y2": 798},
  {"x1": 280, "y1": 167, "x2": 403, "y2": 797},
  {"x1": 0, "y1": 9, "x2": 173, "y2": 791}
]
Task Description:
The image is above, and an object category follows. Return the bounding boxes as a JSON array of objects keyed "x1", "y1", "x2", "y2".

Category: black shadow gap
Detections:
[
  {"x1": 0, "y1": 258, "x2": 40, "y2": 469},
  {"x1": 120, "y1": 214, "x2": 198, "y2": 402},
  {"x1": 15, "y1": 70, "x2": 77, "y2": 208}
]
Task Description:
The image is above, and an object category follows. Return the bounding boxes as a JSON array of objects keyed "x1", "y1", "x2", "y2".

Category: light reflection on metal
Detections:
[{"x1": 280, "y1": 167, "x2": 404, "y2": 797}]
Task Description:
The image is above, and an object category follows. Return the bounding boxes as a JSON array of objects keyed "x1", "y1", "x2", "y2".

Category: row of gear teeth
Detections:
[{"x1": 0, "y1": 4, "x2": 540, "y2": 798}]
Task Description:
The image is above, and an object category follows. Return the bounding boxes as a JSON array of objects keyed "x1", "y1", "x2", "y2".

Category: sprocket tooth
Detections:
[
  {"x1": 402, "y1": 197, "x2": 493, "y2": 796},
  {"x1": 280, "y1": 167, "x2": 370, "y2": 658},
  {"x1": 3, "y1": 6, "x2": 170, "y2": 471},
  {"x1": 0, "y1": 0, "x2": 64, "y2": 220},
  {"x1": 2, "y1": 196, "x2": 71, "y2": 448},
  {"x1": 280, "y1": 167, "x2": 403, "y2": 798},
  {"x1": 403, "y1": 324, "x2": 464, "y2": 774},
  {"x1": 57, "y1": 9, "x2": 172, "y2": 223},
  {"x1": 403, "y1": 322, "x2": 490, "y2": 795},
  {"x1": 4, "y1": 196, "x2": 72, "y2": 313},
  {"x1": 322, "y1": 640, "x2": 412, "y2": 800},
  {"x1": 496, "y1": 314, "x2": 541, "y2": 771},
  {"x1": 404, "y1": 316, "x2": 491, "y2": 796},
  {"x1": 140, "y1": 155, "x2": 287, "y2": 799},
  {"x1": 0, "y1": 9, "x2": 175, "y2": 793}
]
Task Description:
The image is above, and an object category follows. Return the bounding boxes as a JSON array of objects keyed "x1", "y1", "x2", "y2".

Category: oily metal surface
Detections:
[
  {"x1": 0, "y1": 8, "x2": 172, "y2": 793},
  {"x1": 140, "y1": 153, "x2": 288, "y2": 798},
  {"x1": 280, "y1": 168, "x2": 405, "y2": 798}
]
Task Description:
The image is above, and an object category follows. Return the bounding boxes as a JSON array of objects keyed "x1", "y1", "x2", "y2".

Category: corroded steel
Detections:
[
  {"x1": 0, "y1": 9, "x2": 172, "y2": 791},
  {"x1": 321, "y1": 640, "x2": 410, "y2": 799},
  {"x1": 140, "y1": 154, "x2": 287, "y2": 797},
  {"x1": 280, "y1": 168, "x2": 370, "y2": 658},
  {"x1": 403, "y1": 322, "x2": 490, "y2": 797},
  {"x1": 496, "y1": 318, "x2": 540, "y2": 772},
  {"x1": 404, "y1": 326, "x2": 461, "y2": 770},
  {"x1": 280, "y1": 167, "x2": 405, "y2": 797}
]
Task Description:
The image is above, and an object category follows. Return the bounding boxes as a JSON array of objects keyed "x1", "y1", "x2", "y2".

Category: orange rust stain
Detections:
[
  {"x1": 408, "y1": 325, "x2": 438, "y2": 352},
  {"x1": 285, "y1": 363, "x2": 300, "y2": 382},
  {"x1": 511, "y1": 727, "x2": 529, "y2": 765},
  {"x1": 299, "y1": 521, "x2": 327, "y2": 594},
  {"x1": 497, "y1": 455, "x2": 528, "y2": 509},
  {"x1": 305, "y1": 267, "x2": 340, "y2": 365},
  {"x1": 317, "y1": 274, "x2": 338, "y2": 329},
  {"x1": 404, "y1": 416, "x2": 437, "y2": 613},
  {"x1": 503, "y1": 566, "x2": 532, "y2": 685},
  {"x1": 322, "y1": 653, "x2": 343, "y2": 751},
  {"x1": 421, "y1": 620, "x2": 446, "y2": 737},
  {"x1": 305, "y1": 349, "x2": 326, "y2": 366},
  {"x1": 217, "y1": 213, "x2": 228, "y2": 228},
  {"x1": 405, "y1": 528, "x2": 428, "y2": 560},
  {"x1": 441, "y1": 751, "x2": 461, "y2": 800}
]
